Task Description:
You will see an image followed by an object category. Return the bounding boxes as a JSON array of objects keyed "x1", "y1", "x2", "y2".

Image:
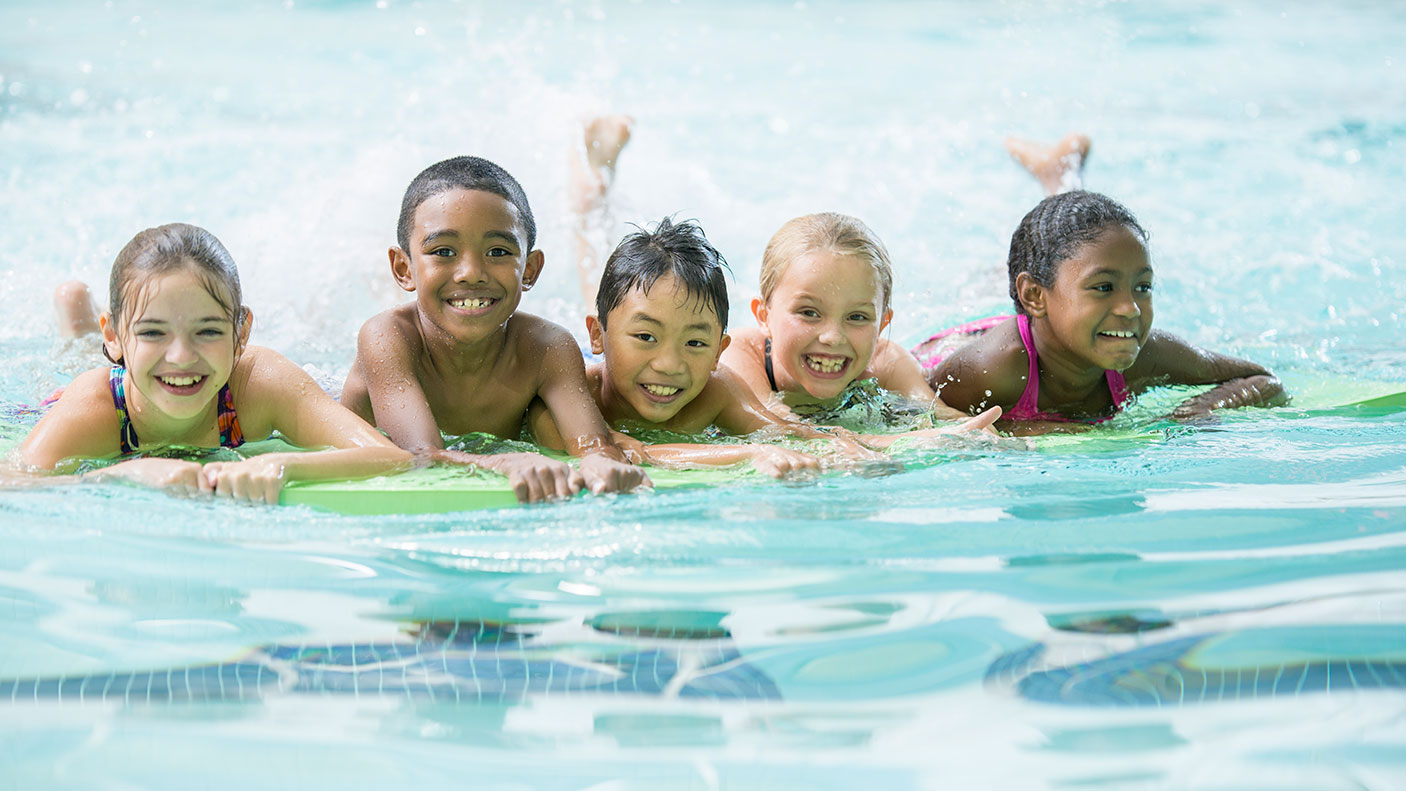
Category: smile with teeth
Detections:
[
  {"x1": 1098, "y1": 330, "x2": 1138, "y2": 339},
  {"x1": 158, "y1": 374, "x2": 204, "y2": 387},
  {"x1": 804, "y1": 354, "x2": 848, "y2": 375},
  {"x1": 448, "y1": 297, "x2": 497, "y2": 310},
  {"x1": 641, "y1": 384, "x2": 681, "y2": 400}
]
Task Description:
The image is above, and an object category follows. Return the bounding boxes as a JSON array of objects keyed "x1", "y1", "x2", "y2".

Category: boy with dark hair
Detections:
[
  {"x1": 529, "y1": 216, "x2": 821, "y2": 477},
  {"x1": 342, "y1": 155, "x2": 648, "y2": 502}
]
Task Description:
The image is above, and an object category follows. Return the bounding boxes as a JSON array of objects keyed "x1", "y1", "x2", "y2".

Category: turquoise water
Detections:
[{"x1": 3, "y1": 1, "x2": 1406, "y2": 788}]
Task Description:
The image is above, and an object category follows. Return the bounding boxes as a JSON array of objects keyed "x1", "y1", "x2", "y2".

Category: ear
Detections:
[
  {"x1": 750, "y1": 297, "x2": 769, "y2": 331},
  {"x1": 521, "y1": 249, "x2": 545, "y2": 291},
  {"x1": 585, "y1": 314, "x2": 606, "y2": 355},
  {"x1": 389, "y1": 247, "x2": 415, "y2": 292},
  {"x1": 879, "y1": 307, "x2": 893, "y2": 334},
  {"x1": 235, "y1": 307, "x2": 254, "y2": 355},
  {"x1": 99, "y1": 311, "x2": 123, "y2": 364},
  {"x1": 712, "y1": 332, "x2": 731, "y2": 370},
  {"x1": 1015, "y1": 273, "x2": 1048, "y2": 317}
]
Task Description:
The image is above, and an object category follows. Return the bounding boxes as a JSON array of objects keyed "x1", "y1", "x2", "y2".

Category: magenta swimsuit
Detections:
[{"x1": 913, "y1": 314, "x2": 1131, "y2": 424}]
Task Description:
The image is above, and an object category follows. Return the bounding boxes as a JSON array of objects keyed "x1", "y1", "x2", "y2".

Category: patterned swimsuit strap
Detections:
[{"x1": 108, "y1": 365, "x2": 140, "y2": 454}]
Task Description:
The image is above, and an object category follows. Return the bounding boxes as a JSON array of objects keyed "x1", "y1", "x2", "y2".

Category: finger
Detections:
[
  {"x1": 200, "y1": 465, "x2": 219, "y2": 494},
  {"x1": 519, "y1": 470, "x2": 545, "y2": 504},
  {"x1": 568, "y1": 469, "x2": 586, "y2": 494},
  {"x1": 965, "y1": 405, "x2": 1002, "y2": 432},
  {"x1": 552, "y1": 470, "x2": 574, "y2": 500},
  {"x1": 262, "y1": 476, "x2": 281, "y2": 505},
  {"x1": 509, "y1": 474, "x2": 531, "y2": 504}
]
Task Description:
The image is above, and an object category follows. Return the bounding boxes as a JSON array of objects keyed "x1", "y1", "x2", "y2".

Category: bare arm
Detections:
[
  {"x1": 1133, "y1": 330, "x2": 1286, "y2": 418},
  {"x1": 535, "y1": 330, "x2": 649, "y2": 493},
  {"x1": 872, "y1": 338, "x2": 969, "y2": 421},
  {"x1": 195, "y1": 347, "x2": 411, "y2": 503}
]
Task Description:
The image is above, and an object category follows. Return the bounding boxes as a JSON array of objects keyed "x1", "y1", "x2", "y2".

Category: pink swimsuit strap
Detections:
[
  {"x1": 911, "y1": 314, "x2": 1011, "y2": 370},
  {"x1": 1009, "y1": 314, "x2": 1128, "y2": 424}
]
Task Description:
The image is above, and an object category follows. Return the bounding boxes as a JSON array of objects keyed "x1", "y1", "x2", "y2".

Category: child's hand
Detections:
[
  {"x1": 937, "y1": 405, "x2": 1002, "y2": 436},
  {"x1": 747, "y1": 446, "x2": 820, "y2": 479},
  {"x1": 201, "y1": 457, "x2": 285, "y2": 504},
  {"x1": 578, "y1": 452, "x2": 652, "y2": 495},
  {"x1": 88, "y1": 457, "x2": 205, "y2": 495},
  {"x1": 488, "y1": 452, "x2": 585, "y2": 504}
]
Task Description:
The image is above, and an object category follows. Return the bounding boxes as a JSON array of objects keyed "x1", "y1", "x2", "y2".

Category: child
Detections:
[
  {"x1": 340, "y1": 155, "x2": 648, "y2": 502},
  {"x1": 529, "y1": 216, "x2": 822, "y2": 477},
  {"x1": 925, "y1": 189, "x2": 1285, "y2": 433},
  {"x1": 718, "y1": 212, "x2": 983, "y2": 426},
  {"x1": 19, "y1": 223, "x2": 411, "y2": 502}
]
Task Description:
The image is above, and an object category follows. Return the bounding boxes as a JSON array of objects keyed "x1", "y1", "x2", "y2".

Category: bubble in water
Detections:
[
  {"x1": 1344, "y1": 149, "x2": 1361, "y2": 164},
  {"x1": 984, "y1": 390, "x2": 992, "y2": 397}
]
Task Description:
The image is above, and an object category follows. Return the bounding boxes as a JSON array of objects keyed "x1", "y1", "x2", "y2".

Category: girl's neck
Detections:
[
  {"x1": 1028, "y1": 318, "x2": 1108, "y2": 404},
  {"x1": 125, "y1": 382, "x2": 222, "y2": 449}
]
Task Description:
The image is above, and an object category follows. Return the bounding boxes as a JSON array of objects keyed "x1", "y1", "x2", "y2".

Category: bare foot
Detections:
[
  {"x1": 1004, "y1": 133, "x2": 1090, "y2": 196},
  {"x1": 53, "y1": 280, "x2": 101, "y2": 337},
  {"x1": 569, "y1": 114, "x2": 633, "y2": 214},
  {"x1": 571, "y1": 114, "x2": 634, "y2": 305}
]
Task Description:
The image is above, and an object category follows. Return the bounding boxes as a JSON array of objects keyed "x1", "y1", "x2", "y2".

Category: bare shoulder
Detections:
[
  {"x1": 19, "y1": 366, "x2": 122, "y2": 466},
  {"x1": 930, "y1": 319, "x2": 1027, "y2": 412},
  {"x1": 509, "y1": 311, "x2": 577, "y2": 349},
  {"x1": 357, "y1": 304, "x2": 423, "y2": 355}
]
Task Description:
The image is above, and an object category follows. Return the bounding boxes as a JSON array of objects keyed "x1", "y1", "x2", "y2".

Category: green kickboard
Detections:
[
  {"x1": 280, "y1": 377, "x2": 1406, "y2": 516},
  {"x1": 280, "y1": 464, "x2": 749, "y2": 516}
]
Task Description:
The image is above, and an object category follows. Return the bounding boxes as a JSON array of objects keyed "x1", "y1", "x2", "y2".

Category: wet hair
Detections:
[
  {"x1": 760, "y1": 212, "x2": 894, "y2": 314},
  {"x1": 105, "y1": 223, "x2": 245, "y2": 364},
  {"x1": 596, "y1": 217, "x2": 731, "y2": 332},
  {"x1": 1007, "y1": 190, "x2": 1148, "y2": 314},
  {"x1": 396, "y1": 155, "x2": 536, "y2": 253}
]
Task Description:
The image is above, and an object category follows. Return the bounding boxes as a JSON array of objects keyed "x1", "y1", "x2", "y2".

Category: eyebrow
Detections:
[
  {"x1": 1086, "y1": 267, "x2": 1154, "y2": 278},
  {"x1": 626, "y1": 312, "x2": 717, "y2": 333},
  {"x1": 133, "y1": 316, "x2": 227, "y2": 325},
  {"x1": 420, "y1": 229, "x2": 521, "y2": 247}
]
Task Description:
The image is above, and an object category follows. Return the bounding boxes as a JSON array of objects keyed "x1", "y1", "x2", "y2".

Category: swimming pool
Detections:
[{"x1": 3, "y1": 1, "x2": 1404, "y2": 788}]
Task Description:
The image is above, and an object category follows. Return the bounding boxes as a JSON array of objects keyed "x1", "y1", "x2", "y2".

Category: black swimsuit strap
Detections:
[{"x1": 764, "y1": 337, "x2": 778, "y2": 392}]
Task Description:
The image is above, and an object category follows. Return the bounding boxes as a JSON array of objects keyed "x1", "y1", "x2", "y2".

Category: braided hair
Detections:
[{"x1": 1007, "y1": 190, "x2": 1147, "y2": 314}]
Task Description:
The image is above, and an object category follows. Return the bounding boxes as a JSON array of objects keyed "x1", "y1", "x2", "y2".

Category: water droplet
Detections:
[{"x1": 984, "y1": 390, "x2": 992, "y2": 397}]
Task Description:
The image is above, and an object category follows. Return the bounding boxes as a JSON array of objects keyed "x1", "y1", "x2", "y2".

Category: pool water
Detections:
[{"x1": 3, "y1": 1, "x2": 1405, "y2": 788}]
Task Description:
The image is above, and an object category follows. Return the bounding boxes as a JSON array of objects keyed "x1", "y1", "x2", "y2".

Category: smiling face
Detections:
[
  {"x1": 590, "y1": 274, "x2": 729, "y2": 424},
  {"x1": 394, "y1": 188, "x2": 543, "y2": 346},
  {"x1": 102, "y1": 266, "x2": 243, "y2": 424},
  {"x1": 1029, "y1": 225, "x2": 1154, "y2": 372},
  {"x1": 755, "y1": 250, "x2": 891, "y2": 401}
]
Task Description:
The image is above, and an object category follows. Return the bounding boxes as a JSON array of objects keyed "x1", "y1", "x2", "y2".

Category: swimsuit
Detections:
[
  {"x1": 108, "y1": 365, "x2": 245, "y2": 454},
  {"x1": 913, "y1": 315, "x2": 1130, "y2": 424},
  {"x1": 1008, "y1": 314, "x2": 1129, "y2": 423},
  {"x1": 763, "y1": 337, "x2": 779, "y2": 392}
]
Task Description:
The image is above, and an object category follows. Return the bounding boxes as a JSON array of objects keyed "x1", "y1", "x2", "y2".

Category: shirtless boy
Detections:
[{"x1": 341, "y1": 155, "x2": 648, "y2": 502}]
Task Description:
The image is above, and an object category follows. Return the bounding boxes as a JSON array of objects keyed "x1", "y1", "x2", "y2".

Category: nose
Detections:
[
  {"x1": 817, "y1": 320, "x2": 845, "y2": 346},
  {"x1": 1112, "y1": 289, "x2": 1142, "y2": 319},
  {"x1": 166, "y1": 334, "x2": 198, "y2": 366},
  {"x1": 650, "y1": 345, "x2": 686, "y2": 375},
  {"x1": 454, "y1": 254, "x2": 488, "y2": 284}
]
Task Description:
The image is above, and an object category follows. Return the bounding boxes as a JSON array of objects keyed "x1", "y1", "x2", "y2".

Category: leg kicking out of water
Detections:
[
  {"x1": 1004, "y1": 132, "x2": 1090, "y2": 196},
  {"x1": 569, "y1": 114, "x2": 633, "y2": 307},
  {"x1": 53, "y1": 280, "x2": 101, "y2": 338}
]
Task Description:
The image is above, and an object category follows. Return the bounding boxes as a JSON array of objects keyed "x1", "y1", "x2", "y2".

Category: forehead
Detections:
[
  {"x1": 1060, "y1": 226, "x2": 1151, "y2": 279},
  {"x1": 610, "y1": 274, "x2": 722, "y2": 329},
  {"x1": 125, "y1": 266, "x2": 231, "y2": 320},
  {"x1": 775, "y1": 251, "x2": 882, "y2": 302},
  {"x1": 412, "y1": 188, "x2": 524, "y2": 241}
]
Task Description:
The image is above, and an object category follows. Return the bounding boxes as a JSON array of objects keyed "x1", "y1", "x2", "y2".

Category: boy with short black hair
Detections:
[
  {"x1": 342, "y1": 155, "x2": 647, "y2": 502},
  {"x1": 531, "y1": 216, "x2": 820, "y2": 476}
]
